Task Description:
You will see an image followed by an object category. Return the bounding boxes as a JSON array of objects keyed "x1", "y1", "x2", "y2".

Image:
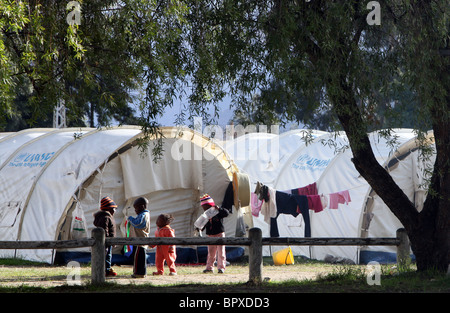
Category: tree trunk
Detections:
[
  {"x1": 330, "y1": 78, "x2": 449, "y2": 273},
  {"x1": 411, "y1": 182, "x2": 450, "y2": 272},
  {"x1": 412, "y1": 110, "x2": 450, "y2": 272}
]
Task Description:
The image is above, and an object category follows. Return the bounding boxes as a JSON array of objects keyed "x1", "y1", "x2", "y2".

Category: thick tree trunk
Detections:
[
  {"x1": 330, "y1": 79, "x2": 449, "y2": 272},
  {"x1": 413, "y1": 100, "x2": 450, "y2": 272},
  {"x1": 412, "y1": 169, "x2": 450, "y2": 272}
]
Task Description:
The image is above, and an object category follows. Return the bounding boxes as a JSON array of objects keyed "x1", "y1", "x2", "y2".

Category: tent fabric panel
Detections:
[
  {"x1": 0, "y1": 130, "x2": 80, "y2": 250},
  {"x1": 120, "y1": 139, "x2": 203, "y2": 199},
  {"x1": 361, "y1": 146, "x2": 434, "y2": 255},
  {"x1": 202, "y1": 149, "x2": 233, "y2": 208},
  {"x1": 80, "y1": 156, "x2": 127, "y2": 237},
  {"x1": 224, "y1": 132, "x2": 277, "y2": 171},
  {"x1": 367, "y1": 129, "x2": 416, "y2": 165},
  {"x1": 311, "y1": 186, "x2": 369, "y2": 262},
  {"x1": 274, "y1": 134, "x2": 348, "y2": 190},
  {"x1": 17, "y1": 128, "x2": 141, "y2": 262},
  {"x1": 0, "y1": 130, "x2": 52, "y2": 167},
  {"x1": 243, "y1": 130, "x2": 311, "y2": 187},
  {"x1": 133, "y1": 188, "x2": 199, "y2": 238}
]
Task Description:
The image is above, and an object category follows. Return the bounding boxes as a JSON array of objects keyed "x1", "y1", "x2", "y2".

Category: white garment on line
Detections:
[{"x1": 260, "y1": 186, "x2": 277, "y2": 224}]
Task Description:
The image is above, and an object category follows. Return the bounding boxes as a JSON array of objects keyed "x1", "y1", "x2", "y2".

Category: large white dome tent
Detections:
[
  {"x1": 224, "y1": 128, "x2": 433, "y2": 264},
  {"x1": 0, "y1": 127, "x2": 99, "y2": 263},
  {"x1": 0, "y1": 126, "x2": 249, "y2": 264}
]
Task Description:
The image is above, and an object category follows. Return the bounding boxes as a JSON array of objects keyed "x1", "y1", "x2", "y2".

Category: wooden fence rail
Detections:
[{"x1": 0, "y1": 227, "x2": 410, "y2": 285}]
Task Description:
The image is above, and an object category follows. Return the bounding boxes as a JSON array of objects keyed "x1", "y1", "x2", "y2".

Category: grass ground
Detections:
[{"x1": 0, "y1": 256, "x2": 448, "y2": 293}]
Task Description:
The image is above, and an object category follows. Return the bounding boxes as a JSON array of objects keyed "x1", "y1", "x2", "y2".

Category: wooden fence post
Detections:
[
  {"x1": 91, "y1": 227, "x2": 106, "y2": 285},
  {"x1": 396, "y1": 228, "x2": 410, "y2": 270},
  {"x1": 248, "y1": 227, "x2": 262, "y2": 285}
]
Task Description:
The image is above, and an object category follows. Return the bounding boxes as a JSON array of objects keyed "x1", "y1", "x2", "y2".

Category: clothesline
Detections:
[
  {"x1": 253, "y1": 181, "x2": 352, "y2": 214},
  {"x1": 252, "y1": 181, "x2": 353, "y2": 238}
]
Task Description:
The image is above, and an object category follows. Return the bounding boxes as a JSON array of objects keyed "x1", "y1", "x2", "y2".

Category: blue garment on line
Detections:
[{"x1": 270, "y1": 191, "x2": 311, "y2": 238}]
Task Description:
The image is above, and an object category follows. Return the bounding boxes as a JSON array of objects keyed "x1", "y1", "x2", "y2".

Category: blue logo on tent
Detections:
[
  {"x1": 9, "y1": 152, "x2": 55, "y2": 168},
  {"x1": 292, "y1": 154, "x2": 331, "y2": 171}
]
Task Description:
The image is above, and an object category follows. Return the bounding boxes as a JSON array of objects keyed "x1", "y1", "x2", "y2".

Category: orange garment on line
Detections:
[{"x1": 153, "y1": 225, "x2": 177, "y2": 274}]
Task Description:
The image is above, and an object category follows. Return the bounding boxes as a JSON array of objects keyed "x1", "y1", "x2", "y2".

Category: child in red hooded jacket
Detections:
[{"x1": 152, "y1": 214, "x2": 177, "y2": 275}]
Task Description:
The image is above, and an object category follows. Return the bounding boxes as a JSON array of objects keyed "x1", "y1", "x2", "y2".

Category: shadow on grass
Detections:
[{"x1": 1, "y1": 270, "x2": 448, "y2": 293}]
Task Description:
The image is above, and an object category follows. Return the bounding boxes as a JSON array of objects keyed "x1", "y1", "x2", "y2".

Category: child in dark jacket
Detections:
[
  {"x1": 200, "y1": 194, "x2": 229, "y2": 274},
  {"x1": 93, "y1": 196, "x2": 117, "y2": 277}
]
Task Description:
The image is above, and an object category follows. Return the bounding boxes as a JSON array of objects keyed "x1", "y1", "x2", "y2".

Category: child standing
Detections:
[
  {"x1": 152, "y1": 214, "x2": 177, "y2": 276},
  {"x1": 200, "y1": 194, "x2": 229, "y2": 274},
  {"x1": 93, "y1": 196, "x2": 117, "y2": 277},
  {"x1": 127, "y1": 197, "x2": 151, "y2": 278}
]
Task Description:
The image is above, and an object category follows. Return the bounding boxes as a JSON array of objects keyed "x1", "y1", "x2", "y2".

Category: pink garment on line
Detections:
[
  {"x1": 251, "y1": 193, "x2": 263, "y2": 217},
  {"x1": 329, "y1": 190, "x2": 351, "y2": 209},
  {"x1": 307, "y1": 195, "x2": 324, "y2": 213},
  {"x1": 297, "y1": 182, "x2": 318, "y2": 196}
]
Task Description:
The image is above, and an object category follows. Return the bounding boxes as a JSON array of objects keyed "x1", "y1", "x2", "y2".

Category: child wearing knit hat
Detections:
[
  {"x1": 93, "y1": 196, "x2": 118, "y2": 277},
  {"x1": 199, "y1": 194, "x2": 229, "y2": 274}
]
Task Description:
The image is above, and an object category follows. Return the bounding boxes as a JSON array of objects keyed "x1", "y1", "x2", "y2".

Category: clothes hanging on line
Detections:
[
  {"x1": 329, "y1": 190, "x2": 351, "y2": 209},
  {"x1": 221, "y1": 181, "x2": 234, "y2": 213},
  {"x1": 260, "y1": 186, "x2": 277, "y2": 224},
  {"x1": 254, "y1": 181, "x2": 350, "y2": 238},
  {"x1": 292, "y1": 182, "x2": 318, "y2": 196},
  {"x1": 282, "y1": 189, "x2": 327, "y2": 213},
  {"x1": 306, "y1": 194, "x2": 323, "y2": 213},
  {"x1": 291, "y1": 182, "x2": 325, "y2": 213},
  {"x1": 274, "y1": 191, "x2": 300, "y2": 217},
  {"x1": 293, "y1": 194, "x2": 311, "y2": 238},
  {"x1": 256, "y1": 182, "x2": 349, "y2": 213},
  {"x1": 321, "y1": 194, "x2": 328, "y2": 210},
  {"x1": 250, "y1": 192, "x2": 263, "y2": 217},
  {"x1": 270, "y1": 191, "x2": 311, "y2": 238}
]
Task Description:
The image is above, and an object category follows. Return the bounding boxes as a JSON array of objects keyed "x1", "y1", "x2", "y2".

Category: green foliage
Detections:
[
  {"x1": 0, "y1": 1, "x2": 447, "y2": 133},
  {"x1": 0, "y1": 0, "x2": 178, "y2": 130},
  {"x1": 1, "y1": 1, "x2": 442, "y2": 132}
]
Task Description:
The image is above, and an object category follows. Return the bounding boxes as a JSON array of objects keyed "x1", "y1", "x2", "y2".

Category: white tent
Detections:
[
  {"x1": 0, "y1": 126, "x2": 249, "y2": 264},
  {"x1": 224, "y1": 128, "x2": 434, "y2": 263},
  {"x1": 223, "y1": 131, "x2": 277, "y2": 171},
  {"x1": 242, "y1": 129, "x2": 328, "y2": 188}
]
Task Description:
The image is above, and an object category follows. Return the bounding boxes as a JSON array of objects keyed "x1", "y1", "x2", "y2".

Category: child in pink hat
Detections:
[{"x1": 199, "y1": 194, "x2": 230, "y2": 273}]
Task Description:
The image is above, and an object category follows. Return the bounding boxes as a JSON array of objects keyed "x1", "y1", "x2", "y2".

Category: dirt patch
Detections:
[
  {"x1": 0, "y1": 264, "x2": 329, "y2": 289},
  {"x1": 109, "y1": 269, "x2": 320, "y2": 286}
]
